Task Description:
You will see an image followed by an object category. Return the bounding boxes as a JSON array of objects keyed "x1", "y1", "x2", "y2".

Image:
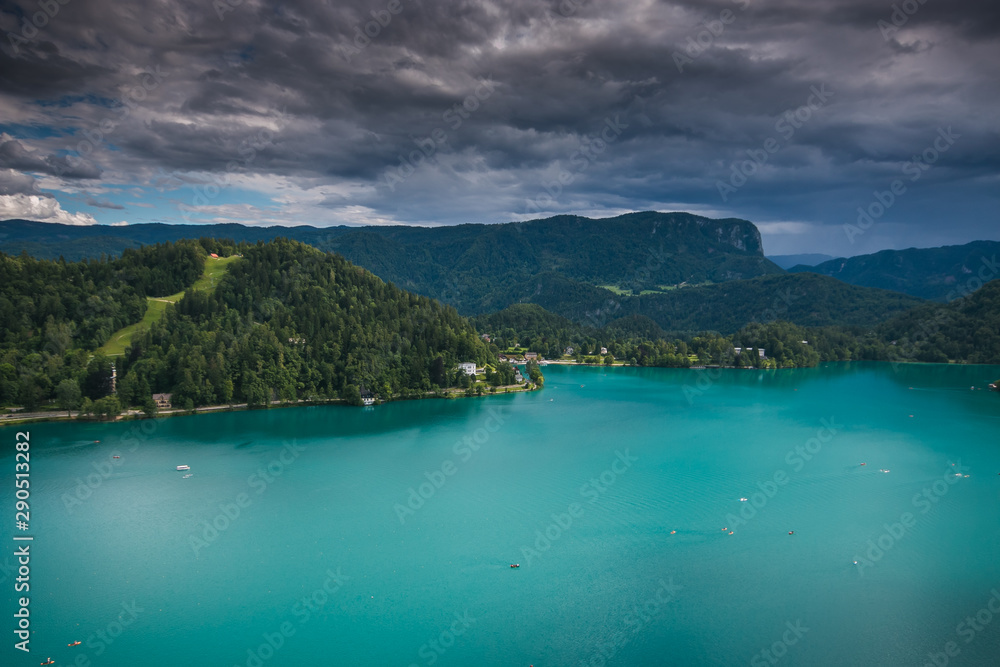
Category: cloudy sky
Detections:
[{"x1": 1, "y1": 0, "x2": 997, "y2": 256}]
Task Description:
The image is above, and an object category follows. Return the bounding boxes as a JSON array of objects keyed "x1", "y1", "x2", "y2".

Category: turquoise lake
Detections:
[{"x1": 3, "y1": 362, "x2": 1000, "y2": 666}]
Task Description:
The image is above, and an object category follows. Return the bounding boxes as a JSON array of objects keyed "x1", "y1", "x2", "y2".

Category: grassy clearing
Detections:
[{"x1": 98, "y1": 255, "x2": 240, "y2": 356}]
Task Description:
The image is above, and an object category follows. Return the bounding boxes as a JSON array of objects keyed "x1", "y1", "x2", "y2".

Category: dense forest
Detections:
[
  {"x1": 475, "y1": 293, "x2": 1000, "y2": 369},
  {"x1": 0, "y1": 213, "x2": 780, "y2": 316},
  {"x1": 0, "y1": 239, "x2": 507, "y2": 414},
  {"x1": 877, "y1": 279, "x2": 1000, "y2": 364},
  {"x1": 475, "y1": 304, "x2": 888, "y2": 369},
  {"x1": 118, "y1": 239, "x2": 496, "y2": 409},
  {"x1": 790, "y1": 240, "x2": 1000, "y2": 301},
  {"x1": 0, "y1": 241, "x2": 210, "y2": 411},
  {"x1": 1, "y1": 234, "x2": 998, "y2": 418},
  {"x1": 1, "y1": 215, "x2": 938, "y2": 334}
]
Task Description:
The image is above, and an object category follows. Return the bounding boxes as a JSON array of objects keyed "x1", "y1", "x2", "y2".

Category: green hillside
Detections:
[
  {"x1": 98, "y1": 254, "x2": 240, "y2": 356},
  {"x1": 0, "y1": 239, "x2": 517, "y2": 412},
  {"x1": 789, "y1": 240, "x2": 1000, "y2": 301}
]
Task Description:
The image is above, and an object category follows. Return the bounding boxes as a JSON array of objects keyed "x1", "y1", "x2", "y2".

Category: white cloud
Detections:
[{"x1": 0, "y1": 194, "x2": 97, "y2": 225}]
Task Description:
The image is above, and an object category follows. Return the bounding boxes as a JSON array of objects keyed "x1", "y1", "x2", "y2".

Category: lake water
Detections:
[{"x1": 3, "y1": 362, "x2": 1000, "y2": 666}]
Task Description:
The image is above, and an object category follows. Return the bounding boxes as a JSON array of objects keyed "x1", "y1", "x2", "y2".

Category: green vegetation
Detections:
[
  {"x1": 877, "y1": 279, "x2": 1000, "y2": 364},
  {"x1": 98, "y1": 254, "x2": 240, "y2": 356},
  {"x1": 790, "y1": 240, "x2": 1000, "y2": 301},
  {"x1": 474, "y1": 294, "x2": 1000, "y2": 369},
  {"x1": 114, "y1": 239, "x2": 503, "y2": 410},
  {"x1": 0, "y1": 240, "x2": 210, "y2": 409},
  {"x1": 1, "y1": 239, "x2": 529, "y2": 414},
  {"x1": 0, "y1": 212, "x2": 781, "y2": 316}
]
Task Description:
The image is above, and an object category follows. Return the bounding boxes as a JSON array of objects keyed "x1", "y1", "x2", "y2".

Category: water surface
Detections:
[{"x1": 3, "y1": 362, "x2": 1000, "y2": 666}]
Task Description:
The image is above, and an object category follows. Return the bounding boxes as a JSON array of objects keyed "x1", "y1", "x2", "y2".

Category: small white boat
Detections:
[{"x1": 176, "y1": 465, "x2": 190, "y2": 471}]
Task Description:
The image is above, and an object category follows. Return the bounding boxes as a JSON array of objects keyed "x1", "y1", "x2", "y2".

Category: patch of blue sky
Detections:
[{"x1": 0, "y1": 123, "x2": 74, "y2": 139}]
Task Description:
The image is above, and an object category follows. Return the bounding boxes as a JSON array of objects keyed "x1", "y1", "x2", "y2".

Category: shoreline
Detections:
[
  {"x1": 0, "y1": 382, "x2": 541, "y2": 427},
  {"x1": 4, "y1": 359, "x2": 997, "y2": 427}
]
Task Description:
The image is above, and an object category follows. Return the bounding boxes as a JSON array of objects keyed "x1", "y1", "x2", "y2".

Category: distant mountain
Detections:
[
  {"x1": 767, "y1": 253, "x2": 834, "y2": 269},
  {"x1": 788, "y1": 240, "x2": 1000, "y2": 301},
  {"x1": 1, "y1": 213, "x2": 936, "y2": 333},
  {"x1": 0, "y1": 212, "x2": 782, "y2": 313}
]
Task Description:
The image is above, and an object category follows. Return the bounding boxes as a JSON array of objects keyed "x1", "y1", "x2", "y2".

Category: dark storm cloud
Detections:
[
  {"x1": 0, "y1": 168, "x2": 41, "y2": 196},
  {"x1": 0, "y1": 136, "x2": 102, "y2": 179},
  {"x1": 84, "y1": 196, "x2": 125, "y2": 210},
  {"x1": 0, "y1": 0, "x2": 997, "y2": 252}
]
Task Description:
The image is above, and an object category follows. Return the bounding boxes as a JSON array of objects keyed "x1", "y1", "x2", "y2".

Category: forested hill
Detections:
[
  {"x1": 878, "y1": 279, "x2": 1000, "y2": 364},
  {"x1": 789, "y1": 240, "x2": 1000, "y2": 301},
  {"x1": 0, "y1": 241, "x2": 205, "y2": 351},
  {"x1": 0, "y1": 239, "x2": 506, "y2": 412},
  {"x1": 120, "y1": 239, "x2": 496, "y2": 408},
  {"x1": 0, "y1": 212, "x2": 781, "y2": 314},
  {"x1": 506, "y1": 271, "x2": 926, "y2": 334}
]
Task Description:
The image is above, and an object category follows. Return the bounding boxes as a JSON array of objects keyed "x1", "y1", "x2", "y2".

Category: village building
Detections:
[
  {"x1": 458, "y1": 362, "x2": 477, "y2": 376},
  {"x1": 153, "y1": 393, "x2": 173, "y2": 409},
  {"x1": 359, "y1": 386, "x2": 376, "y2": 406}
]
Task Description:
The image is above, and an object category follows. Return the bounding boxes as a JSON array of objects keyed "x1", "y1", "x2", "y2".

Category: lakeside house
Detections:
[
  {"x1": 153, "y1": 393, "x2": 173, "y2": 409},
  {"x1": 758, "y1": 349, "x2": 766, "y2": 359},
  {"x1": 458, "y1": 362, "x2": 477, "y2": 376},
  {"x1": 514, "y1": 369, "x2": 524, "y2": 383},
  {"x1": 564, "y1": 347, "x2": 574, "y2": 356},
  {"x1": 360, "y1": 386, "x2": 376, "y2": 406},
  {"x1": 600, "y1": 347, "x2": 608, "y2": 355},
  {"x1": 734, "y1": 347, "x2": 742, "y2": 355},
  {"x1": 524, "y1": 352, "x2": 538, "y2": 360}
]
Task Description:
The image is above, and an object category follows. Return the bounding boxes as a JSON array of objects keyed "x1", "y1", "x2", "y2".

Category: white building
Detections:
[
  {"x1": 459, "y1": 362, "x2": 477, "y2": 376},
  {"x1": 600, "y1": 347, "x2": 608, "y2": 355},
  {"x1": 758, "y1": 349, "x2": 766, "y2": 358}
]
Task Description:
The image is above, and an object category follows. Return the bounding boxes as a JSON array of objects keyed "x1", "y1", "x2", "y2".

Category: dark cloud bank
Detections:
[{"x1": 1, "y1": 0, "x2": 998, "y2": 253}]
